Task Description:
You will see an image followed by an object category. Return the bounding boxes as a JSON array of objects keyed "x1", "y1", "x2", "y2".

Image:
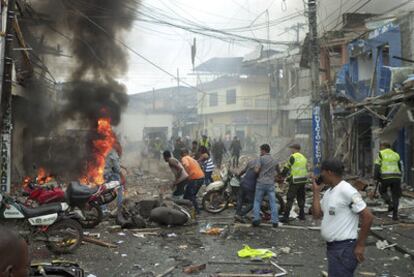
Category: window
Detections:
[
  {"x1": 209, "y1": 92, "x2": 218, "y2": 107},
  {"x1": 226, "y1": 89, "x2": 236, "y2": 104},
  {"x1": 296, "y1": 119, "x2": 312, "y2": 135}
]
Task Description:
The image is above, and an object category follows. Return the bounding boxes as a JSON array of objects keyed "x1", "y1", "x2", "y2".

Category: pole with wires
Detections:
[
  {"x1": 308, "y1": 0, "x2": 322, "y2": 175},
  {"x1": 0, "y1": 0, "x2": 15, "y2": 193}
]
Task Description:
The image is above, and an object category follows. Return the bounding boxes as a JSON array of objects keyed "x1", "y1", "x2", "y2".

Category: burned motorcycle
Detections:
[
  {"x1": 0, "y1": 192, "x2": 83, "y2": 254},
  {"x1": 65, "y1": 181, "x2": 121, "y2": 228},
  {"x1": 23, "y1": 180, "x2": 121, "y2": 228}
]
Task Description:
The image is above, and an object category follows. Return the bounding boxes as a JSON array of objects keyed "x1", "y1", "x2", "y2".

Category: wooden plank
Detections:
[{"x1": 83, "y1": 236, "x2": 117, "y2": 248}]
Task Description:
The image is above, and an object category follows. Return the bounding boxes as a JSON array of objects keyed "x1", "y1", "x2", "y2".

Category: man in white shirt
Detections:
[{"x1": 312, "y1": 159, "x2": 374, "y2": 277}]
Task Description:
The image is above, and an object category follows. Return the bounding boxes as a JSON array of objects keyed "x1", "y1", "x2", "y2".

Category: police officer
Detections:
[
  {"x1": 374, "y1": 142, "x2": 402, "y2": 221},
  {"x1": 199, "y1": 135, "x2": 211, "y2": 150},
  {"x1": 280, "y1": 144, "x2": 308, "y2": 223}
]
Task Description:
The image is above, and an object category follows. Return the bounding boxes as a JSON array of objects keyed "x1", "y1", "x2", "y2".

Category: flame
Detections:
[
  {"x1": 36, "y1": 167, "x2": 53, "y2": 185},
  {"x1": 82, "y1": 117, "x2": 116, "y2": 185}
]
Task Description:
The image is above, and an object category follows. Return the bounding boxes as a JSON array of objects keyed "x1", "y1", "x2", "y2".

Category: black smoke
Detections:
[{"x1": 17, "y1": 0, "x2": 139, "y2": 180}]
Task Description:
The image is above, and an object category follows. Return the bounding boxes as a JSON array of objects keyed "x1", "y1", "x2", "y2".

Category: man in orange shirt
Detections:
[{"x1": 180, "y1": 149, "x2": 205, "y2": 214}]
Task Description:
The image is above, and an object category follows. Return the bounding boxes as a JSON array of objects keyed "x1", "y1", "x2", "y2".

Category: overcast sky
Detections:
[{"x1": 120, "y1": 0, "x2": 306, "y2": 94}]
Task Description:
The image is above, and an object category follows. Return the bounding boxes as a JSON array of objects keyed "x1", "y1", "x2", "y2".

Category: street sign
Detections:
[{"x1": 312, "y1": 105, "x2": 322, "y2": 175}]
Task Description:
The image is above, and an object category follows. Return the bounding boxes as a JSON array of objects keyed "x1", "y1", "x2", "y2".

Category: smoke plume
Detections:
[{"x1": 18, "y1": 0, "x2": 139, "y2": 180}]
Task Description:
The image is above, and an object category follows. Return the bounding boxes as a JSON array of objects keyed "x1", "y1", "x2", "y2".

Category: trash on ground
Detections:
[
  {"x1": 182, "y1": 264, "x2": 206, "y2": 274},
  {"x1": 237, "y1": 245, "x2": 276, "y2": 259},
  {"x1": 206, "y1": 227, "x2": 224, "y2": 235},
  {"x1": 83, "y1": 236, "x2": 117, "y2": 248},
  {"x1": 167, "y1": 233, "x2": 177, "y2": 237},
  {"x1": 376, "y1": 240, "x2": 397, "y2": 250}
]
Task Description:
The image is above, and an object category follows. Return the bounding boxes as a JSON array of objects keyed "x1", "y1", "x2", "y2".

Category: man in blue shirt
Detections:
[{"x1": 234, "y1": 158, "x2": 258, "y2": 223}]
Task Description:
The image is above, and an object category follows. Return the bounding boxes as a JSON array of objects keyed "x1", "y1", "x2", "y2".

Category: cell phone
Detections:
[{"x1": 315, "y1": 176, "x2": 324, "y2": 186}]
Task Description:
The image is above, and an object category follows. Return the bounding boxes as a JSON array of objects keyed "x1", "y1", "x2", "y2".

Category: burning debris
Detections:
[{"x1": 18, "y1": 0, "x2": 139, "y2": 182}]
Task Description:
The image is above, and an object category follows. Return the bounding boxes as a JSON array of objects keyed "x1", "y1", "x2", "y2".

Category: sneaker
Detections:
[
  {"x1": 252, "y1": 220, "x2": 261, "y2": 227},
  {"x1": 272, "y1": 223, "x2": 279, "y2": 228}
]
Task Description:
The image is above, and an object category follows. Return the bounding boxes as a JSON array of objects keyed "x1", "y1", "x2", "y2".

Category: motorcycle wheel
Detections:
[
  {"x1": 80, "y1": 202, "x2": 103, "y2": 229},
  {"x1": 46, "y1": 219, "x2": 83, "y2": 254},
  {"x1": 202, "y1": 190, "x2": 229, "y2": 214}
]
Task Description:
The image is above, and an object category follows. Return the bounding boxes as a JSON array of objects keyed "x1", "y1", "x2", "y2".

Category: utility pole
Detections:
[
  {"x1": 176, "y1": 68, "x2": 182, "y2": 137},
  {"x1": 285, "y1": 23, "x2": 306, "y2": 44},
  {"x1": 0, "y1": 0, "x2": 15, "y2": 193},
  {"x1": 308, "y1": 0, "x2": 322, "y2": 175}
]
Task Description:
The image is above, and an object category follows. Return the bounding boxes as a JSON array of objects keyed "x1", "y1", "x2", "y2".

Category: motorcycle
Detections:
[
  {"x1": 202, "y1": 166, "x2": 285, "y2": 215},
  {"x1": 64, "y1": 181, "x2": 121, "y2": 228},
  {"x1": 0, "y1": 191, "x2": 83, "y2": 254},
  {"x1": 202, "y1": 166, "x2": 240, "y2": 213},
  {"x1": 23, "y1": 179, "x2": 121, "y2": 228}
]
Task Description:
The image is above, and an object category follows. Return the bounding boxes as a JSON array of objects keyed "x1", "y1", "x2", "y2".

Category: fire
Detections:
[
  {"x1": 36, "y1": 167, "x2": 53, "y2": 185},
  {"x1": 82, "y1": 117, "x2": 116, "y2": 185}
]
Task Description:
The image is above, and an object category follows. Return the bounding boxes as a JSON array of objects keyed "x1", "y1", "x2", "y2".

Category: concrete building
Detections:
[
  {"x1": 119, "y1": 86, "x2": 198, "y2": 144},
  {"x1": 197, "y1": 75, "x2": 276, "y2": 141}
]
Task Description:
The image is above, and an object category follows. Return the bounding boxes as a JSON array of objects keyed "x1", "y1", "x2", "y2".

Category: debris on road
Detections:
[
  {"x1": 155, "y1": 265, "x2": 176, "y2": 277},
  {"x1": 237, "y1": 245, "x2": 276, "y2": 259},
  {"x1": 83, "y1": 236, "x2": 118, "y2": 248},
  {"x1": 182, "y1": 263, "x2": 206, "y2": 274},
  {"x1": 376, "y1": 240, "x2": 397, "y2": 250}
]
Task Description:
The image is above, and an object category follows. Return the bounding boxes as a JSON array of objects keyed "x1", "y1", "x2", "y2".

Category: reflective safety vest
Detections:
[
  {"x1": 200, "y1": 138, "x2": 210, "y2": 148},
  {"x1": 288, "y1": 152, "x2": 308, "y2": 184},
  {"x1": 375, "y1": 148, "x2": 401, "y2": 179}
]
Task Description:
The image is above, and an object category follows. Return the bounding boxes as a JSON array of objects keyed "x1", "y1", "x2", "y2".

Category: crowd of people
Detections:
[{"x1": 1, "y1": 137, "x2": 404, "y2": 277}]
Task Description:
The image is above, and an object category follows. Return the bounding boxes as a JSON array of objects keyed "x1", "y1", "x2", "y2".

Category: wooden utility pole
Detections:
[{"x1": 0, "y1": 0, "x2": 15, "y2": 193}]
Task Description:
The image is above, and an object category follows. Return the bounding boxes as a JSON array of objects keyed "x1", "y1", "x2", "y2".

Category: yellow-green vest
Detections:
[
  {"x1": 375, "y1": 148, "x2": 401, "y2": 179},
  {"x1": 200, "y1": 138, "x2": 210, "y2": 148},
  {"x1": 289, "y1": 152, "x2": 308, "y2": 183}
]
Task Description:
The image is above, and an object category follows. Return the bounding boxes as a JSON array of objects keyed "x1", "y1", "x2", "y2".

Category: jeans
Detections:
[
  {"x1": 184, "y1": 178, "x2": 203, "y2": 213},
  {"x1": 327, "y1": 240, "x2": 358, "y2": 277},
  {"x1": 204, "y1": 171, "x2": 213, "y2": 186},
  {"x1": 236, "y1": 188, "x2": 255, "y2": 217},
  {"x1": 253, "y1": 183, "x2": 278, "y2": 224}
]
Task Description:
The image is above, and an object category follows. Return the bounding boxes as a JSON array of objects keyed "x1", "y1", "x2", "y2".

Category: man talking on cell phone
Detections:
[{"x1": 312, "y1": 159, "x2": 374, "y2": 277}]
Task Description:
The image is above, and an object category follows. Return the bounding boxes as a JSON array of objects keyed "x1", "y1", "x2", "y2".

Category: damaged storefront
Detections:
[{"x1": 334, "y1": 13, "x2": 414, "y2": 185}]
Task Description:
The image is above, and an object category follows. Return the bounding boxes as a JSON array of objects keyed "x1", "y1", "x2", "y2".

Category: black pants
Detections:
[
  {"x1": 173, "y1": 179, "x2": 188, "y2": 197},
  {"x1": 379, "y1": 178, "x2": 401, "y2": 216},
  {"x1": 232, "y1": 153, "x2": 240, "y2": 167},
  {"x1": 236, "y1": 188, "x2": 255, "y2": 217},
  {"x1": 283, "y1": 182, "x2": 306, "y2": 219}
]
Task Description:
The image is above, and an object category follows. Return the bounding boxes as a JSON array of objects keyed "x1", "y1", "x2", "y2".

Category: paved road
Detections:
[{"x1": 31, "y1": 211, "x2": 414, "y2": 277}]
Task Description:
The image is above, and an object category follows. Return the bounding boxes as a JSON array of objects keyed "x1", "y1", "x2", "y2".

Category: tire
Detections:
[
  {"x1": 80, "y1": 202, "x2": 103, "y2": 228},
  {"x1": 202, "y1": 190, "x2": 229, "y2": 214},
  {"x1": 46, "y1": 219, "x2": 83, "y2": 254}
]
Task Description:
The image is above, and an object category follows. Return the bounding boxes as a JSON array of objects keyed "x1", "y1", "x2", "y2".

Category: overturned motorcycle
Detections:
[{"x1": 0, "y1": 192, "x2": 83, "y2": 254}]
